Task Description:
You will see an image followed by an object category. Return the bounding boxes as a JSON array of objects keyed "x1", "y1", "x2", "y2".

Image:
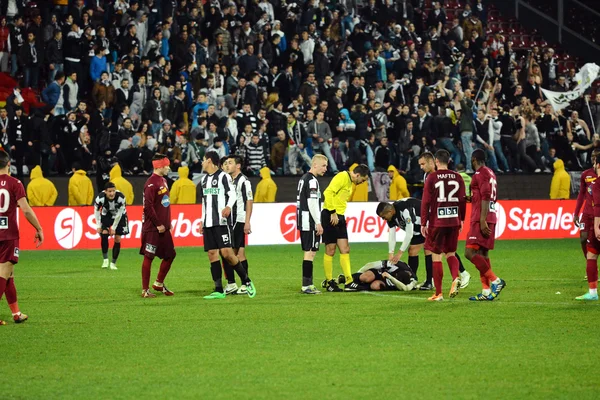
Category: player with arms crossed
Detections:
[
  {"x1": 200, "y1": 151, "x2": 256, "y2": 299},
  {"x1": 321, "y1": 164, "x2": 370, "y2": 292},
  {"x1": 0, "y1": 150, "x2": 43, "y2": 324},
  {"x1": 464, "y1": 149, "x2": 506, "y2": 301},
  {"x1": 376, "y1": 198, "x2": 425, "y2": 280},
  {"x1": 577, "y1": 154, "x2": 600, "y2": 301},
  {"x1": 297, "y1": 155, "x2": 328, "y2": 294},
  {"x1": 94, "y1": 182, "x2": 128, "y2": 270},
  {"x1": 421, "y1": 149, "x2": 466, "y2": 301},
  {"x1": 574, "y1": 150, "x2": 599, "y2": 260},
  {"x1": 139, "y1": 154, "x2": 176, "y2": 298},
  {"x1": 223, "y1": 155, "x2": 254, "y2": 295}
]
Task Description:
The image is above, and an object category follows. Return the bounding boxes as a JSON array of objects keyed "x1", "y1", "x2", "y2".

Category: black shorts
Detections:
[
  {"x1": 368, "y1": 268, "x2": 384, "y2": 282},
  {"x1": 232, "y1": 222, "x2": 246, "y2": 249},
  {"x1": 300, "y1": 230, "x2": 321, "y2": 252},
  {"x1": 203, "y1": 226, "x2": 233, "y2": 252},
  {"x1": 101, "y1": 215, "x2": 129, "y2": 236},
  {"x1": 321, "y1": 209, "x2": 348, "y2": 245},
  {"x1": 410, "y1": 233, "x2": 425, "y2": 246}
]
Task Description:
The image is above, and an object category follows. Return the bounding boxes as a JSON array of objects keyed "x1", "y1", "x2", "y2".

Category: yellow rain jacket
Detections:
[
  {"x1": 388, "y1": 165, "x2": 409, "y2": 200},
  {"x1": 171, "y1": 166, "x2": 196, "y2": 204},
  {"x1": 27, "y1": 166, "x2": 58, "y2": 206},
  {"x1": 110, "y1": 164, "x2": 134, "y2": 205},
  {"x1": 68, "y1": 170, "x2": 94, "y2": 205},
  {"x1": 550, "y1": 159, "x2": 571, "y2": 200},
  {"x1": 254, "y1": 167, "x2": 277, "y2": 202},
  {"x1": 348, "y1": 163, "x2": 368, "y2": 202}
]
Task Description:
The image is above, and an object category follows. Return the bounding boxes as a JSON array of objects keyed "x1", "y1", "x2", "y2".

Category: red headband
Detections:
[{"x1": 152, "y1": 158, "x2": 170, "y2": 169}]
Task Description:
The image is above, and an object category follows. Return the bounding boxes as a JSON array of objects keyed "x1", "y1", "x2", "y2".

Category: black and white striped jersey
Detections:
[
  {"x1": 94, "y1": 191, "x2": 127, "y2": 219},
  {"x1": 201, "y1": 170, "x2": 237, "y2": 228},
  {"x1": 387, "y1": 198, "x2": 422, "y2": 235},
  {"x1": 232, "y1": 173, "x2": 253, "y2": 224},
  {"x1": 296, "y1": 172, "x2": 322, "y2": 232}
]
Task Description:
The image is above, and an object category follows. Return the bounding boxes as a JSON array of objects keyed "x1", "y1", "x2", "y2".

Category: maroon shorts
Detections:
[
  {"x1": 466, "y1": 222, "x2": 496, "y2": 250},
  {"x1": 586, "y1": 222, "x2": 600, "y2": 254},
  {"x1": 581, "y1": 214, "x2": 594, "y2": 233},
  {"x1": 424, "y1": 226, "x2": 460, "y2": 254},
  {"x1": 0, "y1": 239, "x2": 19, "y2": 265},
  {"x1": 139, "y1": 230, "x2": 176, "y2": 260}
]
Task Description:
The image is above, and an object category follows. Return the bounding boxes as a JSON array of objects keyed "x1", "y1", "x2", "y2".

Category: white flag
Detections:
[{"x1": 541, "y1": 63, "x2": 600, "y2": 111}]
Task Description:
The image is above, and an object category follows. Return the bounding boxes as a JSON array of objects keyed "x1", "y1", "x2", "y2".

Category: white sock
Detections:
[
  {"x1": 482, "y1": 289, "x2": 491, "y2": 295},
  {"x1": 590, "y1": 288, "x2": 598, "y2": 296},
  {"x1": 492, "y1": 278, "x2": 501, "y2": 285}
]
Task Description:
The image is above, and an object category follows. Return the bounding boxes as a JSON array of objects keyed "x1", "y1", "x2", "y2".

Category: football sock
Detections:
[
  {"x1": 101, "y1": 234, "x2": 109, "y2": 259},
  {"x1": 425, "y1": 254, "x2": 433, "y2": 284},
  {"x1": 408, "y1": 255, "x2": 419, "y2": 276},
  {"x1": 340, "y1": 253, "x2": 352, "y2": 283},
  {"x1": 352, "y1": 273, "x2": 362, "y2": 282},
  {"x1": 586, "y1": 259, "x2": 598, "y2": 290},
  {"x1": 323, "y1": 254, "x2": 333, "y2": 281},
  {"x1": 0, "y1": 277, "x2": 6, "y2": 301},
  {"x1": 456, "y1": 254, "x2": 466, "y2": 273},
  {"x1": 112, "y1": 242, "x2": 121, "y2": 263},
  {"x1": 484, "y1": 258, "x2": 498, "y2": 282},
  {"x1": 480, "y1": 275, "x2": 491, "y2": 290},
  {"x1": 233, "y1": 261, "x2": 250, "y2": 285},
  {"x1": 210, "y1": 261, "x2": 224, "y2": 292},
  {"x1": 302, "y1": 260, "x2": 313, "y2": 286},
  {"x1": 471, "y1": 254, "x2": 490, "y2": 274},
  {"x1": 223, "y1": 260, "x2": 235, "y2": 284},
  {"x1": 142, "y1": 257, "x2": 152, "y2": 290},
  {"x1": 241, "y1": 259, "x2": 249, "y2": 274},
  {"x1": 5, "y1": 278, "x2": 19, "y2": 314},
  {"x1": 447, "y1": 255, "x2": 460, "y2": 280},
  {"x1": 156, "y1": 258, "x2": 173, "y2": 283},
  {"x1": 433, "y1": 261, "x2": 443, "y2": 296}
]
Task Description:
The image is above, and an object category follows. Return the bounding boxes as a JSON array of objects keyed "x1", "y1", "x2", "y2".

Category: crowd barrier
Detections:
[{"x1": 17, "y1": 200, "x2": 580, "y2": 251}]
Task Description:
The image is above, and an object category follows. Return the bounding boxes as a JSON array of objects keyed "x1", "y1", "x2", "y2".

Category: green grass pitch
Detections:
[{"x1": 1, "y1": 239, "x2": 599, "y2": 399}]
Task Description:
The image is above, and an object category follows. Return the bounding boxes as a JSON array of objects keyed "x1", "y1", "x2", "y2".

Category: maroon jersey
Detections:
[
  {"x1": 575, "y1": 168, "x2": 597, "y2": 218},
  {"x1": 142, "y1": 174, "x2": 171, "y2": 232},
  {"x1": 592, "y1": 179, "x2": 600, "y2": 219},
  {"x1": 421, "y1": 169, "x2": 466, "y2": 228},
  {"x1": 0, "y1": 174, "x2": 26, "y2": 241},
  {"x1": 470, "y1": 166, "x2": 498, "y2": 224}
]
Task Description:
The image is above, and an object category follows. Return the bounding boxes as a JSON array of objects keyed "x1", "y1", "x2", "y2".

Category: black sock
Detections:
[
  {"x1": 223, "y1": 260, "x2": 236, "y2": 284},
  {"x1": 302, "y1": 260, "x2": 313, "y2": 286},
  {"x1": 457, "y1": 253, "x2": 465, "y2": 273},
  {"x1": 241, "y1": 259, "x2": 249, "y2": 274},
  {"x1": 351, "y1": 273, "x2": 362, "y2": 282},
  {"x1": 425, "y1": 254, "x2": 433, "y2": 284},
  {"x1": 101, "y1": 234, "x2": 109, "y2": 258},
  {"x1": 408, "y1": 255, "x2": 419, "y2": 278},
  {"x1": 112, "y1": 242, "x2": 121, "y2": 263},
  {"x1": 210, "y1": 261, "x2": 223, "y2": 292},
  {"x1": 233, "y1": 261, "x2": 250, "y2": 285}
]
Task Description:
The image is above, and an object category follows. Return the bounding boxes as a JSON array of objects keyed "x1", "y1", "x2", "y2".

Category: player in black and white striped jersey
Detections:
[
  {"x1": 222, "y1": 155, "x2": 254, "y2": 295},
  {"x1": 296, "y1": 154, "x2": 328, "y2": 294},
  {"x1": 199, "y1": 151, "x2": 256, "y2": 299}
]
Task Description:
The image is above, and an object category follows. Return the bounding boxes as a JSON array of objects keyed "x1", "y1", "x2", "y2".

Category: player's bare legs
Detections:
[
  {"x1": 0, "y1": 262, "x2": 27, "y2": 324},
  {"x1": 576, "y1": 251, "x2": 599, "y2": 300}
]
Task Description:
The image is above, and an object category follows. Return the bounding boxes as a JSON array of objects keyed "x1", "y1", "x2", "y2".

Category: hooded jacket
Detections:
[
  {"x1": 388, "y1": 165, "x2": 409, "y2": 200},
  {"x1": 109, "y1": 164, "x2": 134, "y2": 205},
  {"x1": 338, "y1": 108, "x2": 356, "y2": 132},
  {"x1": 170, "y1": 166, "x2": 196, "y2": 204},
  {"x1": 254, "y1": 166, "x2": 277, "y2": 202},
  {"x1": 68, "y1": 169, "x2": 94, "y2": 205},
  {"x1": 349, "y1": 163, "x2": 368, "y2": 202},
  {"x1": 550, "y1": 159, "x2": 571, "y2": 200},
  {"x1": 27, "y1": 166, "x2": 58, "y2": 206}
]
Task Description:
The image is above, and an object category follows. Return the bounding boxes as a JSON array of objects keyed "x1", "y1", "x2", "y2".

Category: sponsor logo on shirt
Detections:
[
  {"x1": 0, "y1": 216, "x2": 7, "y2": 229},
  {"x1": 437, "y1": 206, "x2": 459, "y2": 218},
  {"x1": 145, "y1": 243, "x2": 157, "y2": 254},
  {"x1": 13, "y1": 248, "x2": 19, "y2": 258},
  {"x1": 161, "y1": 195, "x2": 170, "y2": 207},
  {"x1": 159, "y1": 186, "x2": 168, "y2": 194},
  {"x1": 203, "y1": 188, "x2": 221, "y2": 195}
]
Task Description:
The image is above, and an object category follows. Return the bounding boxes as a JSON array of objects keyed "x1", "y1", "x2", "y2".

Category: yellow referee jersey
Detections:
[{"x1": 323, "y1": 171, "x2": 353, "y2": 215}]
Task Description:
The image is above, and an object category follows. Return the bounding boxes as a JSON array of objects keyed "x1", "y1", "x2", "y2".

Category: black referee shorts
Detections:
[
  {"x1": 100, "y1": 215, "x2": 129, "y2": 236},
  {"x1": 203, "y1": 226, "x2": 233, "y2": 252},
  {"x1": 232, "y1": 222, "x2": 246, "y2": 249},
  {"x1": 321, "y1": 209, "x2": 348, "y2": 245},
  {"x1": 300, "y1": 230, "x2": 321, "y2": 252}
]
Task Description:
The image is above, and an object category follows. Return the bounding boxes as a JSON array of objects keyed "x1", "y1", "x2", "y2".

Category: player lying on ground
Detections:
[
  {"x1": 0, "y1": 150, "x2": 44, "y2": 325},
  {"x1": 94, "y1": 182, "x2": 128, "y2": 270},
  {"x1": 337, "y1": 260, "x2": 418, "y2": 291}
]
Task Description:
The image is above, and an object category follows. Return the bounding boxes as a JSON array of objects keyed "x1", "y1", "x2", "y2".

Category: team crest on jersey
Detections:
[
  {"x1": 212, "y1": 179, "x2": 218, "y2": 186},
  {"x1": 589, "y1": 186, "x2": 593, "y2": 195},
  {"x1": 161, "y1": 195, "x2": 170, "y2": 207},
  {"x1": 13, "y1": 248, "x2": 19, "y2": 258},
  {"x1": 158, "y1": 186, "x2": 167, "y2": 194},
  {"x1": 586, "y1": 177, "x2": 596, "y2": 183},
  {"x1": 145, "y1": 244, "x2": 157, "y2": 254}
]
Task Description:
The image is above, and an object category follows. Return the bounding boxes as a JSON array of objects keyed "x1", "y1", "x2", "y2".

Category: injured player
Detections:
[{"x1": 338, "y1": 260, "x2": 418, "y2": 291}]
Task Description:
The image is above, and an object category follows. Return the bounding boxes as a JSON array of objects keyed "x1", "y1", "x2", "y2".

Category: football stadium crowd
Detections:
[{"x1": 0, "y1": 0, "x2": 598, "y2": 187}]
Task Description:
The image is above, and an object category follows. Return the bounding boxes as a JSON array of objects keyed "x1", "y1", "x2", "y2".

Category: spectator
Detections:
[
  {"x1": 170, "y1": 165, "x2": 196, "y2": 204},
  {"x1": 42, "y1": 72, "x2": 66, "y2": 109},
  {"x1": 458, "y1": 91, "x2": 475, "y2": 173},
  {"x1": 270, "y1": 130, "x2": 287, "y2": 175},
  {"x1": 26, "y1": 166, "x2": 58, "y2": 206},
  {"x1": 18, "y1": 32, "x2": 42, "y2": 88},
  {"x1": 457, "y1": 164, "x2": 473, "y2": 193},
  {"x1": 62, "y1": 71, "x2": 79, "y2": 113},
  {"x1": 68, "y1": 162, "x2": 93, "y2": 206},
  {"x1": 0, "y1": 17, "x2": 8, "y2": 73},
  {"x1": 92, "y1": 71, "x2": 116, "y2": 111},
  {"x1": 388, "y1": 165, "x2": 409, "y2": 200},
  {"x1": 349, "y1": 163, "x2": 369, "y2": 202},
  {"x1": 109, "y1": 163, "x2": 134, "y2": 205},
  {"x1": 550, "y1": 159, "x2": 571, "y2": 199},
  {"x1": 246, "y1": 134, "x2": 267, "y2": 175},
  {"x1": 254, "y1": 166, "x2": 277, "y2": 202},
  {"x1": 90, "y1": 48, "x2": 108, "y2": 84},
  {"x1": 286, "y1": 111, "x2": 311, "y2": 175}
]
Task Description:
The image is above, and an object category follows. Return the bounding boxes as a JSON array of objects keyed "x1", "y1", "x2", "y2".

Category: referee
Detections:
[
  {"x1": 296, "y1": 155, "x2": 328, "y2": 294},
  {"x1": 321, "y1": 164, "x2": 370, "y2": 292}
]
